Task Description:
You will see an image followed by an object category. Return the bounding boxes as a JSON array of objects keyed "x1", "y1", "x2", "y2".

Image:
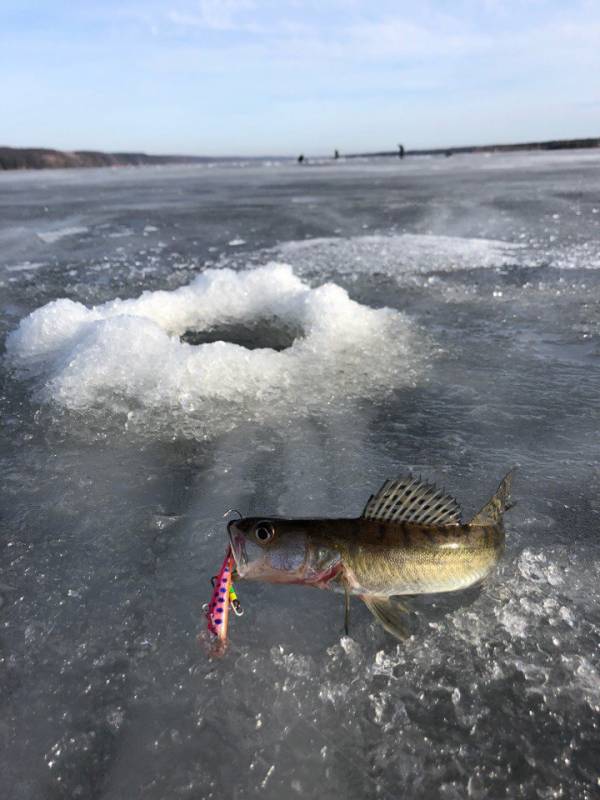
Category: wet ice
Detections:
[{"x1": 1, "y1": 151, "x2": 600, "y2": 800}]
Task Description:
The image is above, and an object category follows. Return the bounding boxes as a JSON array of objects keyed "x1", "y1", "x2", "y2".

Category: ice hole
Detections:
[
  {"x1": 6, "y1": 262, "x2": 421, "y2": 436},
  {"x1": 180, "y1": 318, "x2": 303, "y2": 352}
]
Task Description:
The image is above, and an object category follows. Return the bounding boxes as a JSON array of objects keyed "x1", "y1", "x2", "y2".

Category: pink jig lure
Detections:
[{"x1": 205, "y1": 547, "x2": 235, "y2": 652}]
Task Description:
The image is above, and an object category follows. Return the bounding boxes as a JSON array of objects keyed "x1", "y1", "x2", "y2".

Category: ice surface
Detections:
[{"x1": 1, "y1": 151, "x2": 600, "y2": 800}]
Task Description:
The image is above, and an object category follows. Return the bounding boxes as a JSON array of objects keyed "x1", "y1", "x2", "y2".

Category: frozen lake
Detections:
[{"x1": 1, "y1": 151, "x2": 600, "y2": 799}]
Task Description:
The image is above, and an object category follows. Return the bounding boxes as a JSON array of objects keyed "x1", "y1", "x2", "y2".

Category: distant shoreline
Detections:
[
  {"x1": 1, "y1": 137, "x2": 599, "y2": 171},
  {"x1": 348, "y1": 137, "x2": 600, "y2": 159},
  {"x1": 0, "y1": 147, "x2": 258, "y2": 171}
]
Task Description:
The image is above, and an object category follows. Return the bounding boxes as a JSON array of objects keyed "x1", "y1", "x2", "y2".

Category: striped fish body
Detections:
[{"x1": 306, "y1": 518, "x2": 505, "y2": 596}]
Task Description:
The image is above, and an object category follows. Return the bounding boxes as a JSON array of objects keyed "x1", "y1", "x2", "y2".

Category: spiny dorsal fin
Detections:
[
  {"x1": 469, "y1": 469, "x2": 515, "y2": 525},
  {"x1": 361, "y1": 475, "x2": 462, "y2": 526}
]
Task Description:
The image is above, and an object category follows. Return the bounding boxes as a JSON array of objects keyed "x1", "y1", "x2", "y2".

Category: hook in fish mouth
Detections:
[
  {"x1": 227, "y1": 519, "x2": 248, "y2": 573},
  {"x1": 223, "y1": 509, "x2": 243, "y2": 521}
]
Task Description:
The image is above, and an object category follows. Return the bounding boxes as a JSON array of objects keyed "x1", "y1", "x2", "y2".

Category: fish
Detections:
[{"x1": 227, "y1": 470, "x2": 514, "y2": 640}]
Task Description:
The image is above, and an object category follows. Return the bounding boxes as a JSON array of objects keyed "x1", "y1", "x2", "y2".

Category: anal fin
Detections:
[{"x1": 362, "y1": 595, "x2": 412, "y2": 641}]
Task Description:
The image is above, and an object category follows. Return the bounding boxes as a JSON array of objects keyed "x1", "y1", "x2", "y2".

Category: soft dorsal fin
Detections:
[
  {"x1": 469, "y1": 469, "x2": 515, "y2": 525},
  {"x1": 361, "y1": 475, "x2": 462, "y2": 526}
]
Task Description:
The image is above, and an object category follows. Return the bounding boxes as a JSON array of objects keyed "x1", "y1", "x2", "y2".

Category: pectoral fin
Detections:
[
  {"x1": 344, "y1": 584, "x2": 351, "y2": 636},
  {"x1": 362, "y1": 595, "x2": 412, "y2": 641}
]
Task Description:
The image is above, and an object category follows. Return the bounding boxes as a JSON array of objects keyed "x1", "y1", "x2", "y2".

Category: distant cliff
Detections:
[{"x1": 0, "y1": 147, "x2": 224, "y2": 171}]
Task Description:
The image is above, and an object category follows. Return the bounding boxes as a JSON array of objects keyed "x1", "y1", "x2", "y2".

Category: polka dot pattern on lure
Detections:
[{"x1": 205, "y1": 548, "x2": 234, "y2": 647}]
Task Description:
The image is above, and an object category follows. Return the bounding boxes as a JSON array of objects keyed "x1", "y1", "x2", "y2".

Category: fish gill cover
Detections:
[{"x1": 5, "y1": 263, "x2": 423, "y2": 438}]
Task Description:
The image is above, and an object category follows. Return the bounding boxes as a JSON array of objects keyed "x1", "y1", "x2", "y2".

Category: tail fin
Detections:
[{"x1": 469, "y1": 469, "x2": 515, "y2": 526}]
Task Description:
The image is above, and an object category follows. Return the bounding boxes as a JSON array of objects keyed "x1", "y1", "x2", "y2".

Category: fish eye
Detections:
[{"x1": 254, "y1": 522, "x2": 275, "y2": 543}]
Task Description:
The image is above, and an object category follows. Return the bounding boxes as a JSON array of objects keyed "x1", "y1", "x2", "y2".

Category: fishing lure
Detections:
[
  {"x1": 228, "y1": 583, "x2": 244, "y2": 617},
  {"x1": 204, "y1": 546, "x2": 243, "y2": 653}
]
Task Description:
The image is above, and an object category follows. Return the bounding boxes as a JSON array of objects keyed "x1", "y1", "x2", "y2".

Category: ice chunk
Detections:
[{"x1": 8, "y1": 298, "x2": 102, "y2": 366}]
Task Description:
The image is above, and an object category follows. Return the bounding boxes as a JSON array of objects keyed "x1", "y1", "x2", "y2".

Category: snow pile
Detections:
[{"x1": 6, "y1": 263, "x2": 422, "y2": 434}]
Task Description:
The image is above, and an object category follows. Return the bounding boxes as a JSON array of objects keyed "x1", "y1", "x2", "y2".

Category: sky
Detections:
[{"x1": 1, "y1": 0, "x2": 599, "y2": 156}]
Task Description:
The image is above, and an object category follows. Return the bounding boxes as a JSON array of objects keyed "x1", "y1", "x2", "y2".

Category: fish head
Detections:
[
  {"x1": 227, "y1": 517, "x2": 339, "y2": 584},
  {"x1": 227, "y1": 517, "x2": 308, "y2": 582}
]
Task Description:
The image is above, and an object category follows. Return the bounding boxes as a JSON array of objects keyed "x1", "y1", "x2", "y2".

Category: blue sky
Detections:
[{"x1": 2, "y1": 0, "x2": 599, "y2": 155}]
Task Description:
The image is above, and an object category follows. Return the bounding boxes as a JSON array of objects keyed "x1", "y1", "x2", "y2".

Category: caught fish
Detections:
[{"x1": 227, "y1": 471, "x2": 514, "y2": 640}]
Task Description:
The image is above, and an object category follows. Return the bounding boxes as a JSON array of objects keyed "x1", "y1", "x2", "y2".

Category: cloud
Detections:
[
  {"x1": 167, "y1": 0, "x2": 258, "y2": 31},
  {"x1": 345, "y1": 17, "x2": 492, "y2": 60}
]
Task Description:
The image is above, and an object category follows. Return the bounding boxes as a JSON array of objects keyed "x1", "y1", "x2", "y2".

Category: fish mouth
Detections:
[{"x1": 227, "y1": 522, "x2": 248, "y2": 575}]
